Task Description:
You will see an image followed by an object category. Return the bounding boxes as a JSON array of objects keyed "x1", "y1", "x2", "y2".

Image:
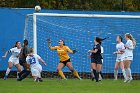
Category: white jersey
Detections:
[
  {"x1": 101, "y1": 46, "x2": 104, "y2": 54},
  {"x1": 9, "y1": 47, "x2": 21, "y2": 59},
  {"x1": 125, "y1": 39, "x2": 134, "y2": 57},
  {"x1": 116, "y1": 42, "x2": 125, "y2": 62},
  {"x1": 26, "y1": 54, "x2": 41, "y2": 68},
  {"x1": 101, "y1": 46, "x2": 104, "y2": 63}
]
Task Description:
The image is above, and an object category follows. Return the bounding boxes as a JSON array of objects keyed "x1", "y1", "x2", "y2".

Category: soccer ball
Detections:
[{"x1": 35, "y1": 5, "x2": 41, "y2": 12}]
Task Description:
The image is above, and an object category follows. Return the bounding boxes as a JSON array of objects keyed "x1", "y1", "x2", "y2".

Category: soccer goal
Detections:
[{"x1": 24, "y1": 12, "x2": 140, "y2": 79}]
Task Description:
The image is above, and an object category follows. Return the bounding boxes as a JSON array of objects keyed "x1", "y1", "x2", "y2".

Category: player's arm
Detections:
[
  {"x1": 88, "y1": 49, "x2": 98, "y2": 53},
  {"x1": 39, "y1": 58, "x2": 47, "y2": 66},
  {"x1": 124, "y1": 41, "x2": 134, "y2": 50},
  {"x1": 66, "y1": 46, "x2": 77, "y2": 54},
  {"x1": 113, "y1": 51, "x2": 124, "y2": 54},
  {"x1": 2, "y1": 50, "x2": 10, "y2": 58},
  {"x1": 37, "y1": 55, "x2": 47, "y2": 66},
  {"x1": 47, "y1": 39, "x2": 57, "y2": 50}
]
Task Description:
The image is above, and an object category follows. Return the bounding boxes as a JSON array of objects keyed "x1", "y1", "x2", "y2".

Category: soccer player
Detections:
[
  {"x1": 47, "y1": 39, "x2": 81, "y2": 80},
  {"x1": 88, "y1": 37, "x2": 103, "y2": 82},
  {"x1": 26, "y1": 48, "x2": 47, "y2": 82},
  {"x1": 113, "y1": 36, "x2": 127, "y2": 81},
  {"x1": 17, "y1": 39, "x2": 30, "y2": 81},
  {"x1": 91, "y1": 46, "x2": 104, "y2": 81},
  {"x1": 124, "y1": 33, "x2": 136, "y2": 83},
  {"x1": 2, "y1": 41, "x2": 21, "y2": 80}
]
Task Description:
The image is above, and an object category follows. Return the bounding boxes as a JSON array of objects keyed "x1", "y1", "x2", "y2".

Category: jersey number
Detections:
[{"x1": 29, "y1": 57, "x2": 36, "y2": 64}]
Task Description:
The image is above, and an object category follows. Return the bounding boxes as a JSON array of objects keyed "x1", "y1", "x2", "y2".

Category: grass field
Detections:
[{"x1": 0, "y1": 78, "x2": 140, "y2": 93}]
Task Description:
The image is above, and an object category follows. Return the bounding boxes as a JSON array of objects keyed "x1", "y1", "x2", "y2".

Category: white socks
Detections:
[
  {"x1": 122, "y1": 69, "x2": 127, "y2": 80},
  {"x1": 126, "y1": 68, "x2": 132, "y2": 79},
  {"x1": 5, "y1": 68, "x2": 11, "y2": 76},
  {"x1": 17, "y1": 72, "x2": 20, "y2": 79},
  {"x1": 114, "y1": 70, "x2": 118, "y2": 80}
]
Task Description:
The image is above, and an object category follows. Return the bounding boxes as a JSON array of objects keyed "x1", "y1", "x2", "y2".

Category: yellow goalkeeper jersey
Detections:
[{"x1": 50, "y1": 46, "x2": 72, "y2": 62}]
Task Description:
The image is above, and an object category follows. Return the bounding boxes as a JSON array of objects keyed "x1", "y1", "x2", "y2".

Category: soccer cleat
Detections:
[
  {"x1": 127, "y1": 77, "x2": 133, "y2": 83},
  {"x1": 124, "y1": 78, "x2": 129, "y2": 83},
  {"x1": 79, "y1": 78, "x2": 82, "y2": 80},
  {"x1": 38, "y1": 78, "x2": 43, "y2": 82},
  {"x1": 4, "y1": 75, "x2": 7, "y2": 80},
  {"x1": 17, "y1": 78, "x2": 22, "y2": 81},
  {"x1": 92, "y1": 77, "x2": 95, "y2": 81},
  {"x1": 34, "y1": 78, "x2": 39, "y2": 82},
  {"x1": 62, "y1": 78, "x2": 67, "y2": 80},
  {"x1": 18, "y1": 73, "x2": 21, "y2": 79}
]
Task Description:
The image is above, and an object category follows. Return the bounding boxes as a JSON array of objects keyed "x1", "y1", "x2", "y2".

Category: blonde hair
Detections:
[
  {"x1": 125, "y1": 33, "x2": 136, "y2": 47},
  {"x1": 29, "y1": 48, "x2": 34, "y2": 53}
]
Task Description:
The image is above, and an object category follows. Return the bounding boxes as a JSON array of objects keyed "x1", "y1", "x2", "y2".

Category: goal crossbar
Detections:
[{"x1": 26, "y1": 13, "x2": 140, "y2": 18}]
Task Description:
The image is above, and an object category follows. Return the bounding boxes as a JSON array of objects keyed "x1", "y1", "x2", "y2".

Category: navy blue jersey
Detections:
[{"x1": 91, "y1": 44, "x2": 103, "y2": 60}]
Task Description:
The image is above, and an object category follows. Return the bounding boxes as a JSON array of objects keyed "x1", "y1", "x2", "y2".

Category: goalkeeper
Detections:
[{"x1": 48, "y1": 39, "x2": 81, "y2": 80}]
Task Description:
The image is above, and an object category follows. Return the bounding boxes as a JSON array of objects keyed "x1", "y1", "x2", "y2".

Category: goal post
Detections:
[{"x1": 24, "y1": 12, "x2": 140, "y2": 79}]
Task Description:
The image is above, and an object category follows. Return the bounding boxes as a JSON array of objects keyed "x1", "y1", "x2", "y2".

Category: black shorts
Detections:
[
  {"x1": 59, "y1": 59, "x2": 71, "y2": 66},
  {"x1": 19, "y1": 58, "x2": 27, "y2": 66},
  {"x1": 91, "y1": 58, "x2": 102, "y2": 64}
]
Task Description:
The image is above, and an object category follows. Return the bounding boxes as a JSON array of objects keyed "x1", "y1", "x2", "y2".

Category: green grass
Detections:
[{"x1": 0, "y1": 78, "x2": 140, "y2": 93}]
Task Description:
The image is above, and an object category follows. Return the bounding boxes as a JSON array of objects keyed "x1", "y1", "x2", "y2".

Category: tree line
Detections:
[{"x1": 0, "y1": 0, "x2": 140, "y2": 11}]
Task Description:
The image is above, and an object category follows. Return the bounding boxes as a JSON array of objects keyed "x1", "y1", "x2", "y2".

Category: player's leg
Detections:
[
  {"x1": 15, "y1": 63, "x2": 21, "y2": 79},
  {"x1": 4, "y1": 61, "x2": 13, "y2": 80},
  {"x1": 99, "y1": 59, "x2": 104, "y2": 80},
  {"x1": 114, "y1": 62, "x2": 119, "y2": 80},
  {"x1": 37, "y1": 65, "x2": 43, "y2": 82},
  {"x1": 66, "y1": 62, "x2": 81, "y2": 80},
  {"x1": 18, "y1": 59, "x2": 27, "y2": 78},
  {"x1": 124, "y1": 60, "x2": 132, "y2": 82},
  {"x1": 31, "y1": 68, "x2": 39, "y2": 82},
  {"x1": 96, "y1": 64, "x2": 102, "y2": 82},
  {"x1": 91, "y1": 69, "x2": 95, "y2": 80},
  {"x1": 17, "y1": 63, "x2": 31, "y2": 81},
  {"x1": 57, "y1": 63, "x2": 66, "y2": 79},
  {"x1": 91, "y1": 63, "x2": 99, "y2": 82},
  {"x1": 119, "y1": 61, "x2": 127, "y2": 81}
]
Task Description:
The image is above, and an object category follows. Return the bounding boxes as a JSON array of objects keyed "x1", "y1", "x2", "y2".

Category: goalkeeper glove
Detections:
[{"x1": 72, "y1": 50, "x2": 77, "y2": 54}]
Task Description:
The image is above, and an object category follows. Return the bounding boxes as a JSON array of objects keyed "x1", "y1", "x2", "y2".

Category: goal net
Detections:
[{"x1": 24, "y1": 12, "x2": 140, "y2": 79}]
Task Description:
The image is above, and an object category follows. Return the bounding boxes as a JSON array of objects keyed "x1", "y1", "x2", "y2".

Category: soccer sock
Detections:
[
  {"x1": 72, "y1": 70, "x2": 80, "y2": 79},
  {"x1": 114, "y1": 70, "x2": 118, "y2": 79},
  {"x1": 127, "y1": 68, "x2": 132, "y2": 79},
  {"x1": 58, "y1": 70, "x2": 66, "y2": 79},
  {"x1": 91, "y1": 69, "x2": 95, "y2": 78},
  {"x1": 93, "y1": 69, "x2": 98, "y2": 82},
  {"x1": 5, "y1": 68, "x2": 11, "y2": 76},
  {"x1": 22, "y1": 70, "x2": 30, "y2": 79},
  {"x1": 19, "y1": 70, "x2": 30, "y2": 80},
  {"x1": 17, "y1": 72, "x2": 20, "y2": 78},
  {"x1": 99, "y1": 71, "x2": 103, "y2": 78},
  {"x1": 122, "y1": 69, "x2": 127, "y2": 80},
  {"x1": 99, "y1": 74, "x2": 102, "y2": 80},
  {"x1": 18, "y1": 70, "x2": 26, "y2": 77}
]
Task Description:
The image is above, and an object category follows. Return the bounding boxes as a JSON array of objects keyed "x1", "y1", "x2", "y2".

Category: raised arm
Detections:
[{"x1": 47, "y1": 39, "x2": 57, "y2": 50}]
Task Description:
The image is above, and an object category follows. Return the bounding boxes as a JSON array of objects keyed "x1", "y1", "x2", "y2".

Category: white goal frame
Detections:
[{"x1": 24, "y1": 13, "x2": 140, "y2": 54}]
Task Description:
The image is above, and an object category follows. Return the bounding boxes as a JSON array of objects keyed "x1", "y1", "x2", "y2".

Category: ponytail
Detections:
[{"x1": 125, "y1": 33, "x2": 136, "y2": 47}]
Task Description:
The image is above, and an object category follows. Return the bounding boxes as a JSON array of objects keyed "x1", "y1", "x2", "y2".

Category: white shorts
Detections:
[
  {"x1": 31, "y1": 64, "x2": 42, "y2": 77},
  {"x1": 124, "y1": 55, "x2": 133, "y2": 61},
  {"x1": 116, "y1": 54, "x2": 124, "y2": 62},
  {"x1": 8, "y1": 57, "x2": 19, "y2": 65}
]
